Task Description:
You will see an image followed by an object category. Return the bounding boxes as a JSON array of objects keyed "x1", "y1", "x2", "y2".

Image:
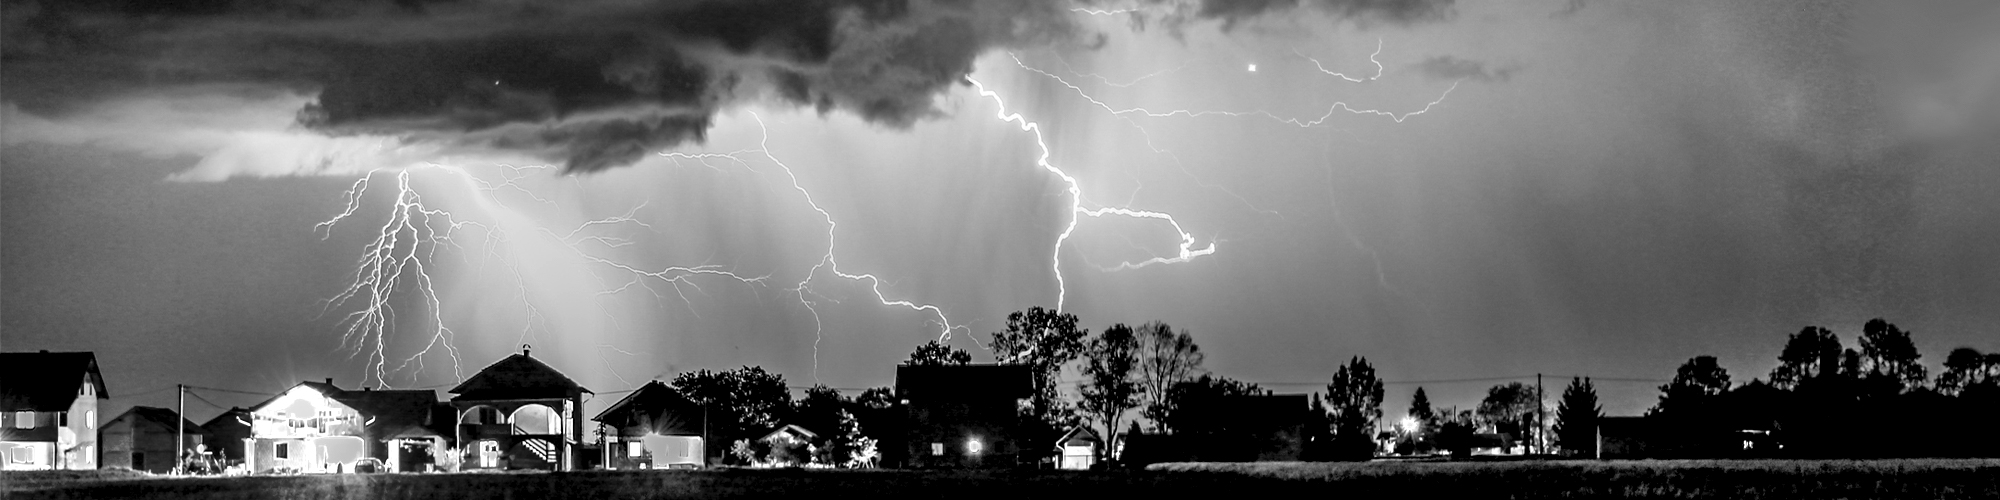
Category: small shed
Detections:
[{"x1": 1053, "y1": 425, "x2": 1102, "y2": 470}]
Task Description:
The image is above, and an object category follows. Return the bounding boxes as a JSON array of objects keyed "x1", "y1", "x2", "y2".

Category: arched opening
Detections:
[
  {"x1": 460, "y1": 405, "x2": 504, "y2": 425},
  {"x1": 510, "y1": 404, "x2": 560, "y2": 435}
]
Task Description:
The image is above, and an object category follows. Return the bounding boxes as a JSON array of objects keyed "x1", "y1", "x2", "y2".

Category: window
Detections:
[
  {"x1": 681, "y1": 443, "x2": 692, "y2": 459},
  {"x1": 132, "y1": 452, "x2": 145, "y2": 471},
  {"x1": 57, "y1": 412, "x2": 68, "y2": 427},
  {"x1": 479, "y1": 441, "x2": 500, "y2": 468},
  {"x1": 930, "y1": 443, "x2": 944, "y2": 456},
  {"x1": 275, "y1": 442, "x2": 290, "y2": 459},
  {"x1": 12, "y1": 411, "x2": 32, "y2": 429},
  {"x1": 627, "y1": 442, "x2": 643, "y2": 457},
  {"x1": 82, "y1": 382, "x2": 93, "y2": 397},
  {"x1": 87, "y1": 410, "x2": 95, "y2": 430}
]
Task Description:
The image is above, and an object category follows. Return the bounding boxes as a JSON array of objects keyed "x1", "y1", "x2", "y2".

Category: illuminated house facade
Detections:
[
  {"x1": 895, "y1": 364, "x2": 1033, "y2": 469},
  {"x1": 450, "y1": 348, "x2": 591, "y2": 471},
  {"x1": 0, "y1": 351, "x2": 108, "y2": 471},
  {"x1": 592, "y1": 380, "x2": 707, "y2": 470},
  {"x1": 246, "y1": 380, "x2": 451, "y2": 473},
  {"x1": 98, "y1": 406, "x2": 205, "y2": 473}
]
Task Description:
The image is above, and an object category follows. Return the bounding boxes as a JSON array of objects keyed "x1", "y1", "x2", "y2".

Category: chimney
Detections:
[
  {"x1": 324, "y1": 377, "x2": 334, "y2": 386},
  {"x1": 39, "y1": 349, "x2": 49, "y2": 353},
  {"x1": 522, "y1": 344, "x2": 532, "y2": 357}
]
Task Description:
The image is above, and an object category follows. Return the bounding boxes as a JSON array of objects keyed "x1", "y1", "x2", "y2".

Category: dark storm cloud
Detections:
[
  {"x1": 0, "y1": 0, "x2": 1078, "y2": 173},
  {"x1": 1408, "y1": 55, "x2": 1517, "y2": 83},
  {"x1": 1196, "y1": 0, "x2": 1455, "y2": 28}
]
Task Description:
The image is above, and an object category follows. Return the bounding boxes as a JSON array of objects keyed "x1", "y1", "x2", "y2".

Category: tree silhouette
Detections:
[
  {"x1": 1553, "y1": 377, "x2": 1601, "y2": 457},
  {"x1": 1135, "y1": 321, "x2": 1204, "y2": 433},
  {"x1": 1324, "y1": 356, "x2": 1384, "y2": 460},
  {"x1": 989, "y1": 307, "x2": 1088, "y2": 456},
  {"x1": 671, "y1": 366, "x2": 792, "y2": 462},
  {"x1": 1477, "y1": 382, "x2": 1538, "y2": 453},
  {"x1": 1159, "y1": 374, "x2": 1263, "y2": 440},
  {"x1": 906, "y1": 339, "x2": 971, "y2": 366},
  {"x1": 1079, "y1": 323, "x2": 1141, "y2": 464},
  {"x1": 792, "y1": 385, "x2": 850, "y2": 437},
  {"x1": 1771, "y1": 326, "x2": 1841, "y2": 390},
  {"x1": 1650, "y1": 356, "x2": 1730, "y2": 416},
  {"x1": 1859, "y1": 318, "x2": 1927, "y2": 392},
  {"x1": 1407, "y1": 387, "x2": 1435, "y2": 427},
  {"x1": 1936, "y1": 347, "x2": 1992, "y2": 395}
]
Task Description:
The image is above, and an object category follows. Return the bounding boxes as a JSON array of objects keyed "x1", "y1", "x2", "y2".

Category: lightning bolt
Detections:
[
  {"x1": 659, "y1": 113, "x2": 964, "y2": 384},
  {"x1": 966, "y1": 77, "x2": 1217, "y2": 311},
  {"x1": 1006, "y1": 39, "x2": 1459, "y2": 297},
  {"x1": 316, "y1": 163, "x2": 770, "y2": 389}
]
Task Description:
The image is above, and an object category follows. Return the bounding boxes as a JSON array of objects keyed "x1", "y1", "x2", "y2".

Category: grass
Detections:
[{"x1": 6, "y1": 459, "x2": 1997, "y2": 499}]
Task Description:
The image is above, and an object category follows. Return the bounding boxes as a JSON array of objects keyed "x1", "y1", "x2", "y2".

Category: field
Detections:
[{"x1": 7, "y1": 459, "x2": 1998, "y2": 499}]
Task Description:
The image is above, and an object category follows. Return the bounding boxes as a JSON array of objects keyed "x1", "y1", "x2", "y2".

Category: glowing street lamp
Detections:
[
  {"x1": 1399, "y1": 417, "x2": 1419, "y2": 435},
  {"x1": 966, "y1": 438, "x2": 983, "y2": 455}
]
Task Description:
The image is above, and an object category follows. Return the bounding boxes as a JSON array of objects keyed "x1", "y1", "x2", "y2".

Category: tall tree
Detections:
[
  {"x1": 1324, "y1": 356, "x2": 1384, "y2": 460},
  {"x1": 989, "y1": 307, "x2": 1088, "y2": 454},
  {"x1": 1134, "y1": 321, "x2": 1204, "y2": 433},
  {"x1": 906, "y1": 339, "x2": 972, "y2": 366},
  {"x1": 1650, "y1": 356, "x2": 1731, "y2": 417},
  {"x1": 1407, "y1": 387, "x2": 1435, "y2": 426},
  {"x1": 1079, "y1": 323, "x2": 1142, "y2": 463},
  {"x1": 1771, "y1": 326, "x2": 1842, "y2": 390},
  {"x1": 1553, "y1": 377, "x2": 1601, "y2": 457},
  {"x1": 1859, "y1": 318, "x2": 1927, "y2": 391},
  {"x1": 1159, "y1": 374, "x2": 1263, "y2": 439},
  {"x1": 1477, "y1": 382, "x2": 1538, "y2": 453},
  {"x1": 671, "y1": 366, "x2": 792, "y2": 462}
]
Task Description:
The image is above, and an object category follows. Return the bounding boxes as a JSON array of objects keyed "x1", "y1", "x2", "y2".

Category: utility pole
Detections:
[
  {"x1": 1535, "y1": 374, "x2": 1544, "y2": 457},
  {"x1": 176, "y1": 384, "x2": 185, "y2": 474}
]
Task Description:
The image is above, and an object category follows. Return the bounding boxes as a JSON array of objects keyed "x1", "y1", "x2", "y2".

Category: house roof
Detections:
[
  {"x1": 894, "y1": 364, "x2": 1034, "y2": 400},
  {"x1": 334, "y1": 388, "x2": 443, "y2": 438},
  {"x1": 0, "y1": 351, "x2": 108, "y2": 411},
  {"x1": 245, "y1": 380, "x2": 343, "y2": 413},
  {"x1": 201, "y1": 407, "x2": 252, "y2": 432},
  {"x1": 449, "y1": 350, "x2": 591, "y2": 401},
  {"x1": 592, "y1": 381, "x2": 692, "y2": 421},
  {"x1": 1055, "y1": 425, "x2": 1102, "y2": 448},
  {"x1": 757, "y1": 424, "x2": 819, "y2": 442},
  {"x1": 112, "y1": 406, "x2": 205, "y2": 434}
]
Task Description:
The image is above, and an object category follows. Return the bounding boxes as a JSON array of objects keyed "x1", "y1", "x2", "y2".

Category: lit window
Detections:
[
  {"x1": 87, "y1": 410, "x2": 95, "y2": 430},
  {"x1": 13, "y1": 412, "x2": 32, "y2": 429},
  {"x1": 276, "y1": 443, "x2": 290, "y2": 459},
  {"x1": 627, "y1": 442, "x2": 643, "y2": 457},
  {"x1": 930, "y1": 443, "x2": 944, "y2": 456}
]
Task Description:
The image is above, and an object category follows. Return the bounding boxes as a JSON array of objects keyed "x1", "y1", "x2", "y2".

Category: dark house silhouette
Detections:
[
  {"x1": 592, "y1": 380, "x2": 707, "y2": 469},
  {"x1": 896, "y1": 364, "x2": 1032, "y2": 468},
  {"x1": 98, "y1": 406, "x2": 204, "y2": 473},
  {"x1": 450, "y1": 347, "x2": 591, "y2": 471},
  {"x1": 199, "y1": 407, "x2": 252, "y2": 465},
  {"x1": 1122, "y1": 393, "x2": 1313, "y2": 465}
]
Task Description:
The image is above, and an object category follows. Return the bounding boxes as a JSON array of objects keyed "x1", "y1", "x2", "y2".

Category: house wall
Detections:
[
  {"x1": 99, "y1": 415, "x2": 202, "y2": 473},
  {"x1": 0, "y1": 375, "x2": 101, "y2": 470},
  {"x1": 904, "y1": 398, "x2": 1022, "y2": 468},
  {"x1": 453, "y1": 398, "x2": 580, "y2": 471},
  {"x1": 64, "y1": 375, "x2": 99, "y2": 470}
]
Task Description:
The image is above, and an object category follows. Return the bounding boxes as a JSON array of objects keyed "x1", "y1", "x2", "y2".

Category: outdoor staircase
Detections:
[{"x1": 513, "y1": 428, "x2": 558, "y2": 463}]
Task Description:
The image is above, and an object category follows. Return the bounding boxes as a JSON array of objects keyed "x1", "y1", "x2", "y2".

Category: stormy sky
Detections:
[{"x1": 5, "y1": 0, "x2": 2000, "y2": 424}]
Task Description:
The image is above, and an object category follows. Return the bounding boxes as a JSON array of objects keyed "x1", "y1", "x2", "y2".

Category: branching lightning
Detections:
[{"x1": 659, "y1": 113, "x2": 965, "y2": 383}]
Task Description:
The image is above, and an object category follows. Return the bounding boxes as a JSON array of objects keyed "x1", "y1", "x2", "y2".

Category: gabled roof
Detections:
[
  {"x1": 0, "y1": 351, "x2": 109, "y2": 411},
  {"x1": 592, "y1": 381, "x2": 691, "y2": 421},
  {"x1": 895, "y1": 364, "x2": 1034, "y2": 400},
  {"x1": 334, "y1": 388, "x2": 443, "y2": 438},
  {"x1": 1055, "y1": 425, "x2": 1102, "y2": 448},
  {"x1": 245, "y1": 380, "x2": 344, "y2": 413},
  {"x1": 449, "y1": 351, "x2": 591, "y2": 401},
  {"x1": 201, "y1": 407, "x2": 252, "y2": 432},
  {"x1": 757, "y1": 424, "x2": 819, "y2": 442},
  {"x1": 111, "y1": 406, "x2": 204, "y2": 434}
]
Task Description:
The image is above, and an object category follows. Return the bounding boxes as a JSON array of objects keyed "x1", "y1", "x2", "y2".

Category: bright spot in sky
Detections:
[{"x1": 1246, "y1": 63, "x2": 1258, "y2": 72}]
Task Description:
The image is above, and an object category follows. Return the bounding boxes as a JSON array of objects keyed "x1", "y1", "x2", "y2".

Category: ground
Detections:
[{"x1": 7, "y1": 460, "x2": 1998, "y2": 499}]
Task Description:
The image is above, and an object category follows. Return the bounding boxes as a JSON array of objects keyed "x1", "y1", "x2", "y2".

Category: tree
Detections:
[
  {"x1": 1324, "y1": 356, "x2": 1384, "y2": 460},
  {"x1": 1407, "y1": 387, "x2": 1436, "y2": 424},
  {"x1": 1771, "y1": 326, "x2": 1842, "y2": 390},
  {"x1": 1436, "y1": 409, "x2": 1477, "y2": 458},
  {"x1": 1650, "y1": 356, "x2": 1730, "y2": 417},
  {"x1": 1079, "y1": 323, "x2": 1141, "y2": 464},
  {"x1": 1859, "y1": 318, "x2": 1927, "y2": 392},
  {"x1": 671, "y1": 366, "x2": 792, "y2": 462},
  {"x1": 1477, "y1": 382, "x2": 1538, "y2": 453},
  {"x1": 1936, "y1": 347, "x2": 1990, "y2": 395},
  {"x1": 1553, "y1": 377, "x2": 1601, "y2": 457},
  {"x1": 1135, "y1": 322, "x2": 1204, "y2": 433},
  {"x1": 792, "y1": 385, "x2": 851, "y2": 438},
  {"x1": 1159, "y1": 374, "x2": 1263, "y2": 438},
  {"x1": 906, "y1": 339, "x2": 971, "y2": 366},
  {"x1": 820, "y1": 410, "x2": 879, "y2": 468},
  {"x1": 990, "y1": 307, "x2": 1088, "y2": 435}
]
